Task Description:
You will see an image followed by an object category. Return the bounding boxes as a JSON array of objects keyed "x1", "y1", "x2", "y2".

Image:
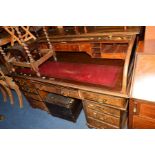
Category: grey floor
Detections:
[{"x1": 0, "y1": 91, "x2": 88, "y2": 129}]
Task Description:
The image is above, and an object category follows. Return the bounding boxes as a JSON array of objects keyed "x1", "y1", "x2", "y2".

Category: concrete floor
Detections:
[{"x1": 0, "y1": 91, "x2": 88, "y2": 129}]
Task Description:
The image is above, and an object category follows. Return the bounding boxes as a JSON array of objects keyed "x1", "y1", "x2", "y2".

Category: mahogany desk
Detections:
[
  {"x1": 10, "y1": 27, "x2": 142, "y2": 129},
  {"x1": 0, "y1": 26, "x2": 142, "y2": 128}
]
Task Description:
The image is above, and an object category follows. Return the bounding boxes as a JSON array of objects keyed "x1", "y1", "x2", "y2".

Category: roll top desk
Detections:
[{"x1": 0, "y1": 26, "x2": 143, "y2": 128}]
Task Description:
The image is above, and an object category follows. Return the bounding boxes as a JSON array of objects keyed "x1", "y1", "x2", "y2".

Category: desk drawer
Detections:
[
  {"x1": 129, "y1": 99, "x2": 155, "y2": 128},
  {"x1": 132, "y1": 116, "x2": 155, "y2": 129},
  {"x1": 20, "y1": 86, "x2": 38, "y2": 94},
  {"x1": 87, "y1": 117, "x2": 118, "y2": 129},
  {"x1": 14, "y1": 77, "x2": 26, "y2": 85},
  {"x1": 131, "y1": 99, "x2": 155, "y2": 119},
  {"x1": 35, "y1": 83, "x2": 59, "y2": 92},
  {"x1": 81, "y1": 90, "x2": 126, "y2": 108},
  {"x1": 14, "y1": 77, "x2": 38, "y2": 94},
  {"x1": 84, "y1": 100, "x2": 121, "y2": 117},
  {"x1": 86, "y1": 108, "x2": 120, "y2": 127},
  {"x1": 53, "y1": 43, "x2": 80, "y2": 51},
  {"x1": 34, "y1": 82, "x2": 79, "y2": 99}
]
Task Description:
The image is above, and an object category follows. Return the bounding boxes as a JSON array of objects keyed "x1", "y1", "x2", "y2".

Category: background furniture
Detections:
[{"x1": 129, "y1": 26, "x2": 155, "y2": 128}]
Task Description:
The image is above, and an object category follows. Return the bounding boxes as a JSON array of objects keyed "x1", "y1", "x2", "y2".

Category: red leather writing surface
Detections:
[{"x1": 17, "y1": 61, "x2": 122, "y2": 88}]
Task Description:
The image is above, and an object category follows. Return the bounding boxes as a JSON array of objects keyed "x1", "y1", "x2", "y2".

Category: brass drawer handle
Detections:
[
  {"x1": 98, "y1": 98, "x2": 107, "y2": 103},
  {"x1": 133, "y1": 103, "x2": 138, "y2": 114},
  {"x1": 93, "y1": 112, "x2": 97, "y2": 116},
  {"x1": 88, "y1": 104, "x2": 94, "y2": 107},
  {"x1": 133, "y1": 107, "x2": 137, "y2": 113},
  {"x1": 99, "y1": 116, "x2": 104, "y2": 121},
  {"x1": 98, "y1": 106, "x2": 105, "y2": 111},
  {"x1": 61, "y1": 89, "x2": 69, "y2": 96}
]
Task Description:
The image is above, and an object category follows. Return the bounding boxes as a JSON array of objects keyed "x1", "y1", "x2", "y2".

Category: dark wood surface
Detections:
[
  {"x1": 83, "y1": 100, "x2": 128, "y2": 129},
  {"x1": 129, "y1": 98, "x2": 155, "y2": 129},
  {"x1": 39, "y1": 34, "x2": 134, "y2": 60},
  {"x1": 39, "y1": 26, "x2": 141, "y2": 38},
  {"x1": 13, "y1": 76, "x2": 49, "y2": 112}
]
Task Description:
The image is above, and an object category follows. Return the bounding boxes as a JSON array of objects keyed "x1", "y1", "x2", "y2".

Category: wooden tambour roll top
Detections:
[{"x1": 14, "y1": 26, "x2": 142, "y2": 97}]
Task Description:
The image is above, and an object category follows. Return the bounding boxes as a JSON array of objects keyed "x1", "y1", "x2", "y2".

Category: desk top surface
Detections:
[{"x1": 131, "y1": 54, "x2": 155, "y2": 102}]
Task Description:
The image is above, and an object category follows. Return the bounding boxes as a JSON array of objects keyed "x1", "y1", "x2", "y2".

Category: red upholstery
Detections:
[{"x1": 17, "y1": 61, "x2": 123, "y2": 88}]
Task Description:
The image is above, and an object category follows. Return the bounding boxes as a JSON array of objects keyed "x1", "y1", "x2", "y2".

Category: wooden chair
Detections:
[
  {"x1": 3, "y1": 26, "x2": 36, "y2": 46},
  {"x1": 0, "y1": 69, "x2": 23, "y2": 108},
  {"x1": 1, "y1": 26, "x2": 57, "y2": 76}
]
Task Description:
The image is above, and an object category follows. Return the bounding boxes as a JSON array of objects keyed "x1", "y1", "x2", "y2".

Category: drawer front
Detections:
[
  {"x1": 133, "y1": 115, "x2": 155, "y2": 129},
  {"x1": 138, "y1": 101, "x2": 155, "y2": 119},
  {"x1": 86, "y1": 108, "x2": 120, "y2": 127},
  {"x1": 23, "y1": 92, "x2": 42, "y2": 101},
  {"x1": 34, "y1": 82, "x2": 79, "y2": 99},
  {"x1": 60, "y1": 87, "x2": 79, "y2": 98},
  {"x1": 14, "y1": 78, "x2": 25, "y2": 87},
  {"x1": 87, "y1": 117, "x2": 118, "y2": 129},
  {"x1": 14, "y1": 77, "x2": 26, "y2": 85},
  {"x1": 14, "y1": 77, "x2": 30, "y2": 86},
  {"x1": 28, "y1": 99, "x2": 48, "y2": 112},
  {"x1": 20, "y1": 86, "x2": 38, "y2": 94},
  {"x1": 53, "y1": 43, "x2": 79, "y2": 51},
  {"x1": 53, "y1": 43, "x2": 92, "y2": 52},
  {"x1": 129, "y1": 99, "x2": 155, "y2": 129},
  {"x1": 83, "y1": 100, "x2": 121, "y2": 117},
  {"x1": 14, "y1": 77, "x2": 38, "y2": 94},
  {"x1": 79, "y1": 43, "x2": 91, "y2": 52},
  {"x1": 81, "y1": 90, "x2": 126, "y2": 108},
  {"x1": 35, "y1": 83, "x2": 60, "y2": 93}
]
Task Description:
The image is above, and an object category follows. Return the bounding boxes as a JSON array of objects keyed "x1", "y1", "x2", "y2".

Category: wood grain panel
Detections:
[
  {"x1": 133, "y1": 115, "x2": 155, "y2": 129},
  {"x1": 140, "y1": 102, "x2": 155, "y2": 119},
  {"x1": 87, "y1": 117, "x2": 118, "y2": 129},
  {"x1": 53, "y1": 43, "x2": 80, "y2": 51},
  {"x1": 34, "y1": 82, "x2": 80, "y2": 99},
  {"x1": 83, "y1": 100, "x2": 121, "y2": 117},
  {"x1": 86, "y1": 108, "x2": 120, "y2": 126},
  {"x1": 129, "y1": 99, "x2": 155, "y2": 129},
  {"x1": 81, "y1": 90, "x2": 126, "y2": 108}
]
